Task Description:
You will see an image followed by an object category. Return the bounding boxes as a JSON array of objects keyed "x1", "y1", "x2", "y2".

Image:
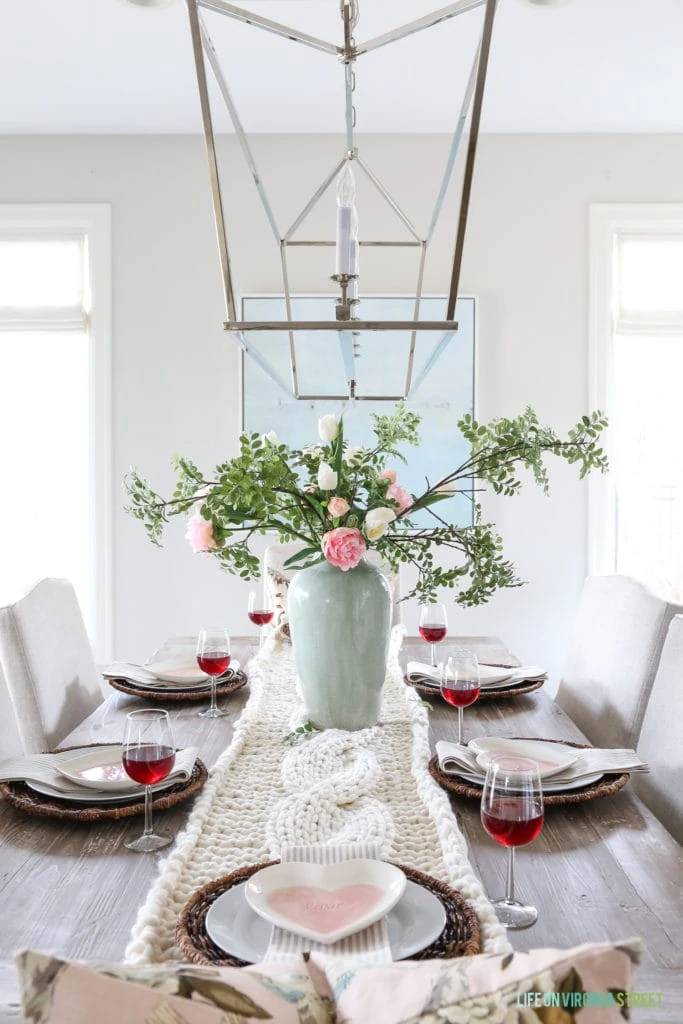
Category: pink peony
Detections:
[
  {"x1": 379, "y1": 468, "x2": 397, "y2": 484},
  {"x1": 185, "y1": 513, "x2": 217, "y2": 553},
  {"x1": 387, "y1": 483, "x2": 414, "y2": 511},
  {"x1": 327, "y1": 496, "x2": 350, "y2": 518},
  {"x1": 322, "y1": 527, "x2": 366, "y2": 571}
]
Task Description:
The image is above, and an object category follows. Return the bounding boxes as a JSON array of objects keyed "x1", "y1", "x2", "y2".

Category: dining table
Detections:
[{"x1": 0, "y1": 636, "x2": 681, "y2": 1022}]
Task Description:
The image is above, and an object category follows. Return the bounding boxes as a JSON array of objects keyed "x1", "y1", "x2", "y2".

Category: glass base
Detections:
[
  {"x1": 125, "y1": 832, "x2": 173, "y2": 853},
  {"x1": 491, "y1": 897, "x2": 538, "y2": 929},
  {"x1": 198, "y1": 706, "x2": 229, "y2": 718}
]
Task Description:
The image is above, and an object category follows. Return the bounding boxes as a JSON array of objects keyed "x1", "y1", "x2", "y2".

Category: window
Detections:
[
  {"x1": 0, "y1": 206, "x2": 111, "y2": 657},
  {"x1": 589, "y1": 205, "x2": 683, "y2": 602}
]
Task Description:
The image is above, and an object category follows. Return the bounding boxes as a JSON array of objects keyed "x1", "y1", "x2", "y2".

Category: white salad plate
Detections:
[
  {"x1": 206, "y1": 879, "x2": 446, "y2": 962},
  {"x1": 469, "y1": 738, "x2": 579, "y2": 778},
  {"x1": 132, "y1": 661, "x2": 241, "y2": 691},
  {"x1": 244, "y1": 859, "x2": 407, "y2": 945},
  {"x1": 145, "y1": 661, "x2": 209, "y2": 685},
  {"x1": 56, "y1": 748, "x2": 140, "y2": 791}
]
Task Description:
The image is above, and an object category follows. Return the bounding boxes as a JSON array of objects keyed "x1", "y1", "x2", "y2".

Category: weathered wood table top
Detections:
[{"x1": 0, "y1": 637, "x2": 681, "y2": 1022}]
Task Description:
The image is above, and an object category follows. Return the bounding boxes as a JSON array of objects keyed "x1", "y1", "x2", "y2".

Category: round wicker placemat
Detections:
[
  {"x1": 108, "y1": 670, "x2": 247, "y2": 703},
  {"x1": 405, "y1": 676, "x2": 545, "y2": 701},
  {"x1": 176, "y1": 860, "x2": 481, "y2": 966},
  {"x1": 428, "y1": 738, "x2": 630, "y2": 807},
  {"x1": 0, "y1": 742, "x2": 209, "y2": 823}
]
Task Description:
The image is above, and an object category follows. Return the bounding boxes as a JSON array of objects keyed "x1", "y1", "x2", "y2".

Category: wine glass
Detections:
[
  {"x1": 418, "y1": 603, "x2": 448, "y2": 666},
  {"x1": 122, "y1": 708, "x2": 175, "y2": 853},
  {"x1": 440, "y1": 649, "x2": 480, "y2": 744},
  {"x1": 480, "y1": 756, "x2": 544, "y2": 929},
  {"x1": 196, "y1": 628, "x2": 231, "y2": 719},
  {"x1": 248, "y1": 588, "x2": 274, "y2": 648}
]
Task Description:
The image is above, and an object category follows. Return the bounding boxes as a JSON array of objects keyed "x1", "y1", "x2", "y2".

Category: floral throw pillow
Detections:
[
  {"x1": 311, "y1": 938, "x2": 644, "y2": 1024},
  {"x1": 15, "y1": 951, "x2": 333, "y2": 1024}
]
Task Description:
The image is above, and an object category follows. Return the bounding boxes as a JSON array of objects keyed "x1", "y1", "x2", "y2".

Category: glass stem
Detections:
[
  {"x1": 143, "y1": 785, "x2": 153, "y2": 837},
  {"x1": 209, "y1": 677, "x2": 218, "y2": 713},
  {"x1": 430, "y1": 642, "x2": 436, "y2": 666},
  {"x1": 506, "y1": 846, "x2": 516, "y2": 904},
  {"x1": 259, "y1": 628, "x2": 264, "y2": 650},
  {"x1": 457, "y1": 706, "x2": 464, "y2": 745}
]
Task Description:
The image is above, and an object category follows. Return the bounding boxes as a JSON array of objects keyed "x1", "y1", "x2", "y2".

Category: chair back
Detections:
[
  {"x1": 0, "y1": 659, "x2": 24, "y2": 759},
  {"x1": 0, "y1": 579, "x2": 103, "y2": 753},
  {"x1": 556, "y1": 575, "x2": 681, "y2": 749},
  {"x1": 264, "y1": 542, "x2": 402, "y2": 629},
  {"x1": 635, "y1": 614, "x2": 683, "y2": 843}
]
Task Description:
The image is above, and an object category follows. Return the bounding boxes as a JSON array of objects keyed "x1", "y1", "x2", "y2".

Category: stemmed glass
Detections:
[
  {"x1": 122, "y1": 708, "x2": 175, "y2": 853},
  {"x1": 196, "y1": 628, "x2": 231, "y2": 719},
  {"x1": 418, "y1": 603, "x2": 448, "y2": 666},
  {"x1": 440, "y1": 649, "x2": 481, "y2": 744},
  {"x1": 248, "y1": 589, "x2": 274, "y2": 648},
  {"x1": 480, "y1": 756, "x2": 544, "y2": 929}
]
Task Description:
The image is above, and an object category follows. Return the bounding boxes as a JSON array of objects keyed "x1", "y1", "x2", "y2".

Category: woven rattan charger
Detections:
[
  {"x1": 405, "y1": 676, "x2": 545, "y2": 701},
  {"x1": 108, "y1": 670, "x2": 248, "y2": 703},
  {"x1": 429, "y1": 738, "x2": 630, "y2": 807},
  {"x1": 0, "y1": 743, "x2": 208, "y2": 823},
  {"x1": 176, "y1": 860, "x2": 481, "y2": 966}
]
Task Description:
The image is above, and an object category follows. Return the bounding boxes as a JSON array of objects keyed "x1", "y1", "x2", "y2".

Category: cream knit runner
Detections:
[{"x1": 125, "y1": 627, "x2": 510, "y2": 963}]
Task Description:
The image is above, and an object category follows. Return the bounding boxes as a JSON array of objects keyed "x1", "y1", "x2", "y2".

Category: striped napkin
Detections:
[{"x1": 263, "y1": 842, "x2": 392, "y2": 964}]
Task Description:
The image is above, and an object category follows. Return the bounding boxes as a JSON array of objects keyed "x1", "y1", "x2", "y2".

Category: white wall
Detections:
[{"x1": 2, "y1": 133, "x2": 682, "y2": 688}]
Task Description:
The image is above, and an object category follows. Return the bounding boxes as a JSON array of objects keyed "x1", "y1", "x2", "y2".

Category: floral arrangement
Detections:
[{"x1": 125, "y1": 404, "x2": 607, "y2": 605}]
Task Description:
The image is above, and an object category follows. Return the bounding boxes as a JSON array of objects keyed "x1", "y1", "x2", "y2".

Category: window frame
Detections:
[
  {"x1": 588, "y1": 203, "x2": 683, "y2": 579},
  {"x1": 0, "y1": 204, "x2": 112, "y2": 659}
]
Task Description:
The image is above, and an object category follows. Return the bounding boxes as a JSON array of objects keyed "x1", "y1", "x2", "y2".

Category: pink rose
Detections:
[
  {"x1": 327, "y1": 496, "x2": 350, "y2": 518},
  {"x1": 185, "y1": 513, "x2": 217, "y2": 553},
  {"x1": 379, "y1": 468, "x2": 397, "y2": 484},
  {"x1": 322, "y1": 527, "x2": 366, "y2": 571},
  {"x1": 387, "y1": 482, "x2": 414, "y2": 511}
]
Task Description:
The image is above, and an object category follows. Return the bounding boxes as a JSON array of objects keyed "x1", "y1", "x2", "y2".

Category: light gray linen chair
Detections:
[
  {"x1": 264, "y1": 541, "x2": 402, "y2": 630},
  {"x1": 0, "y1": 578, "x2": 103, "y2": 754},
  {"x1": 0, "y1": 660, "x2": 24, "y2": 759},
  {"x1": 556, "y1": 575, "x2": 681, "y2": 749},
  {"x1": 634, "y1": 614, "x2": 683, "y2": 844}
]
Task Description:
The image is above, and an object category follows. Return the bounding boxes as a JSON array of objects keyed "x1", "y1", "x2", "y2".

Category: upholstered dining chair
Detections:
[
  {"x1": 0, "y1": 578, "x2": 104, "y2": 754},
  {"x1": 556, "y1": 575, "x2": 681, "y2": 750},
  {"x1": 634, "y1": 614, "x2": 683, "y2": 844},
  {"x1": 0, "y1": 659, "x2": 24, "y2": 759},
  {"x1": 264, "y1": 541, "x2": 402, "y2": 631}
]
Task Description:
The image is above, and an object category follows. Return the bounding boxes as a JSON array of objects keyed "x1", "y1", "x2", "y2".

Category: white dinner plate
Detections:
[
  {"x1": 453, "y1": 769, "x2": 603, "y2": 793},
  {"x1": 26, "y1": 775, "x2": 178, "y2": 804},
  {"x1": 244, "y1": 859, "x2": 407, "y2": 945},
  {"x1": 205, "y1": 879, "x2": 446, "y2": 962},
  {"x1": 131, "y1": 661, "x2": 241, "y2": 691},
  {"x1": 468, "y1": 738, "x2": 579, "y2": 778},
  {"x1": 56, "y1": 749, "x2": 142, "y2": 791}
]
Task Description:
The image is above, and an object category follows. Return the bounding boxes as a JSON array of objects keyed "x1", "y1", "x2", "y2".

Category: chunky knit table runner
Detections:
[{"x1": 125, "y1": 627, "x2": 510, "y2": 963}]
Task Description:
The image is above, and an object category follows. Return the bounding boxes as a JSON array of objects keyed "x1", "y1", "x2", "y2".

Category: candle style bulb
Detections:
[{"x1": 335, "y1": 164, "x2": 358, "y2": 277}]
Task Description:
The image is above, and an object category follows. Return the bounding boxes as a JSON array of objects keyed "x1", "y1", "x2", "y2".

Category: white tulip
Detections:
[
  {"x1": 436, "y1": 480, "x2": 457, "y2": 495},
  {"x1": 318, "y1": 414, "x2": 340, "y2": 443},
  {"x1": 263, "y1": 431, "x2": 279, "y2": 445},
  {"x1": 364, "y1": 506, "x2": 396, "y2": 541},
  {"x1": 317, "y1": 462, "x2": 338, "y2": 491},
  {"x1": 344, "y1": 445, "x2": 367, "y2": 467}
]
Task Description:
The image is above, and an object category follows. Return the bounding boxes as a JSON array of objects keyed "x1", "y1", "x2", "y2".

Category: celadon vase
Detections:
[{"x1": 288, "y1": 557, "x2": 392, "y2": 731}]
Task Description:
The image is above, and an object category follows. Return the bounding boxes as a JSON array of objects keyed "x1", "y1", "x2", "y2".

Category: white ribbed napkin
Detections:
[{"x1": 263, "y1": 842, "x2": 392, "y2": 964}]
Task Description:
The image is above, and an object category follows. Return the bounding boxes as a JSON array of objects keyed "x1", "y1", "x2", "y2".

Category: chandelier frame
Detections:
[{"x1": 186, "y1": 0, "x2": 498, "y2": 401}]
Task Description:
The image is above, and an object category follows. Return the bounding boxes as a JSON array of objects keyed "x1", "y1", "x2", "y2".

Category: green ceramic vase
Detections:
[{"x1": 288, "y1": 557, "x2": 392, "y2": 730}]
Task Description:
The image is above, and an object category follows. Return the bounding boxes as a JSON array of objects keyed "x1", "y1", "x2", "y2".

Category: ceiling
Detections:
[{"x1": 2, "y1": 0, "x2": 682, "y2": 134}]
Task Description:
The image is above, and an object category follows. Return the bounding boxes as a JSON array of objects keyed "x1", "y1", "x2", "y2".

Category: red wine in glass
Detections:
[
  {"x1": 418, "y1": 603, "x2": 448, "y2": 665},
  {"x1": 122, "y1": 744, "x2": 175, "y2": 786},
  {"x1": 122, "y1": 708, "x2": 175, "y2": 853},
  {"x1": 248, "y1": 610, "x2": 274, "y2": 627},
  {"x1": 442, "y1": 685, "x2": 481, "y2": 708},
  {"x1": 196, "y1": 628, "x2": 231, "y2": 719},
  {"x1": 481, "y1": 800, "x2": 544, "y2": 847},
  {"x1": 197, "y1": 652, "x2": 231, "y2": 676},
  {"x1": 480, "y1": 756, "x2": 544, "y2": 929}
]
